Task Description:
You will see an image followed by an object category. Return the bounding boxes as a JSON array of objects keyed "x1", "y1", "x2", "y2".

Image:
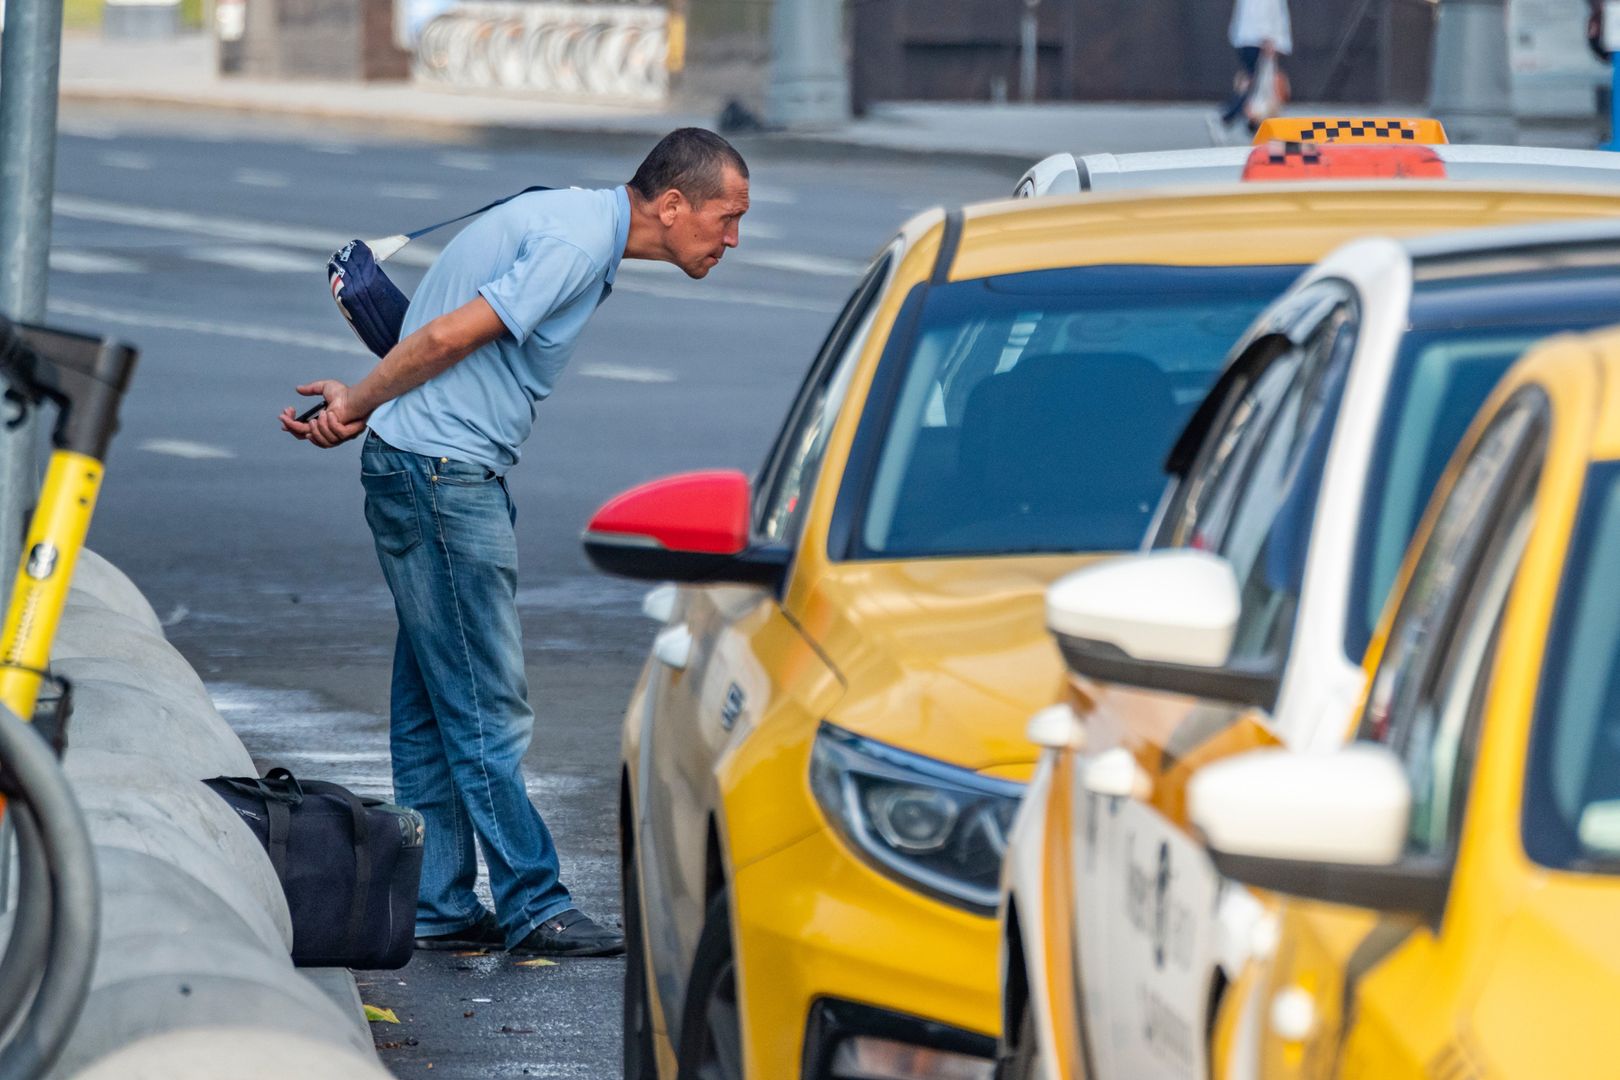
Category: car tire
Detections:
[
  {"x1": 623, "y1": 838, "x2": 660, "y2": 1080},
  {"x1": 997, "y1": 1005, "x2": 1046, "y2": 1080},
  {"x1": 676, "y1": 891, "x2": 744, "y2": 1080}
]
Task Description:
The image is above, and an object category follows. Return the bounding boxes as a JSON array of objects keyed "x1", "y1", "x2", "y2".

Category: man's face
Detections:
[{"x1": 664, "y1": 167, "x2": 749, "y2": 279}]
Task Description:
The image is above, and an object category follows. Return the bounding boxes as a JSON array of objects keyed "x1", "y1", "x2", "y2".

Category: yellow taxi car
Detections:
[
  {"x1": 996, "y1": 216, "x2": 1620, "y2": 1080},
  {"x1": 1189, "y1": 321, "x2": 1620, "y2": 1079},
  {"x1": 581, "y1": 182, "x2": 1620, "y2": 1080}
]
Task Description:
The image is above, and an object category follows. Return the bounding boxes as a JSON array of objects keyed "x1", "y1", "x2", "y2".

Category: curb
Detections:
[
  {"x1": 57, "y1": 86, "x2": 1036, "y2": 171},
  {"x1": 32, "y1": 550, "x2": 389, "y2": 1078}
]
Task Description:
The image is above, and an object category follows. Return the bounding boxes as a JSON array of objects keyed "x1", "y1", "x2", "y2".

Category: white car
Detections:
[
  {"x1": 996, "y1": 217, "x2": 1620, "y2": 1080},
  {"x1": 1014, "y1": 144, "x2": 1620, "y2": 197}
]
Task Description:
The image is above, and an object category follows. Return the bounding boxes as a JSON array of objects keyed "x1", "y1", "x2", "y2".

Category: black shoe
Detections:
[
  {"x1": 510, "y1": 908, "x2": 625, "y2": 958},
  {"x1": 414, "y1": 910, "x2": 505, "y2": 951}
]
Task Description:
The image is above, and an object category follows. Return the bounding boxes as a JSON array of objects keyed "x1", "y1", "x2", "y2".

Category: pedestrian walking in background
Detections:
[
  {"x1": 279, "y1": 128, "x2": 750, "y2": 958},
  {"x1": 1219, "y1": 0, "x2": 1293, "y2": 133}
]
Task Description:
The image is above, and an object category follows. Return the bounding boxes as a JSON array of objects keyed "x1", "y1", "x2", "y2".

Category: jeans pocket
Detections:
[
  {"x1": 434, "y1": 458, "x2": 498, "y2": 486},
  {"x1": 362, "y1": 468, "x2": 423, "y2": 558}
]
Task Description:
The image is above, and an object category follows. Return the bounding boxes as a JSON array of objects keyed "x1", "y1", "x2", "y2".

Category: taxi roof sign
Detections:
[
  {"x1": 1242, "y1": 142, "x2": 1447, "y2": 181},
  {"x1": 1252, "y1": 117, "x2": 1449, "y2": 145}
]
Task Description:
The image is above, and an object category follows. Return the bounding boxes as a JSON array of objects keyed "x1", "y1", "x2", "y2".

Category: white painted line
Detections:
[
  {"x1": 188, "y1": 246, "x2": 311, "y2": 274},
  {"x1": 45, "y1": 298, "x2": 369, "y2": 355},
  {"x1": 180, "y1": 244, "x2": 306, "y2": 274},
  {"x1": 234, "y1": 169, "x2": 290, "y2": 188},
  {"x1": 439, "y1": 153, "x2": 494, "y2": 171},
  {"x1": 733, "y1": 251, "x2": 864, "y2": 277},
  {"x1": 49, "y1": 250, "x2": 142, "y2": 274},
  {"x1": 100, "y1": 151, "x2": 152, "y2": 171},
  {"x1": 740, "y1": 222, "x2": 783, "y2": 241},
  {"x1": 378, "y1": 183, "x2": 442, "y2": 201},
  {"x1": 577, "y1": 363, "x2": 675, "y2": 383},
  {"x1": 309, "y1": 142, "x2": 359, "y2": 155},
  {"x1": 748, "y1": 188, "x2": 798, "y2": 206},
  {"x1": 138, "y1": 438, "x2": 237, "y2": 460},
  {"x1": 60, "y1": 123, "x2": 121, "y2": 140},
  {"x1": 53, "y1": 195, "x2": 442, "y2": 268},
  {"x1": 614, "y1": 278, "x2": 839, "y2": 314}
]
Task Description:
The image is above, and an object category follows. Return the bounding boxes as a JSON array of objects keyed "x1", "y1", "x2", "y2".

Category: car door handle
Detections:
[
  {"x1": 1081, "y1": 747, "x2": 1151, "y2": 799},
  {"x1": 654, "y1": 624, "x2": 692, "y2": 670}
]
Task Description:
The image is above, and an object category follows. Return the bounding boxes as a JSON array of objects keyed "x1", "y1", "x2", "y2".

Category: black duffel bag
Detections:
[{"x1": 205, "y1": 767, "x2": 425, "y2": 970}]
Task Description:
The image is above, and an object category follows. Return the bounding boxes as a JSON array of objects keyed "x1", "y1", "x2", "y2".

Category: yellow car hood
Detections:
[{"x1": 798, "y1": 553, "x2": 1099, "y2": 776}]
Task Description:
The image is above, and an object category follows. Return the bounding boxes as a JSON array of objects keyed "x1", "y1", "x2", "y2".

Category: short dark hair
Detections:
[{"x1": 628, "y1": 128, "x2": 749, "y2": 205}]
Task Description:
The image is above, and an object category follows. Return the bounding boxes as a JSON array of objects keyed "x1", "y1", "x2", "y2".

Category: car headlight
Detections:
[{"x1": 810, "y1": 722, "x2": 1023, "y2": 914}]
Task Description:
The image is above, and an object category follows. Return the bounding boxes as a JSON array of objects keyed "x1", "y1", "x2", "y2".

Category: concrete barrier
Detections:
[
  {"x1": 67, "y1": 551, "x2": 163, "y2": 634},
  {"x1": 64, "y1": 752, "x2": 292, "y2": 953},
  {"x1": 69, "y1": 1027, "x2": 390, "y2": 1079},
  {"x1": 25, "y1": 552, "x2": 388, "y2": 1075},
  {"x1": 62, "y1": 680, "x2": 253, "y2": 779}
]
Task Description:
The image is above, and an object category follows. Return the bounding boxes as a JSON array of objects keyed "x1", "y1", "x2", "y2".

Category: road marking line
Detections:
[
  {"x1": 234, "y1": 169, "x2": 291, "y2": 188},
  {"x1": 53, "y1": 196, "x2": 855, "y2": 287},
  {"x1": 439, "y1": 153, "x2": 495, "y2": 171},
  {"x1": 576, "y1": 363, "x2": 675, "y2": 383},
  {"x1": 613, "y1": 278, "x2": 840, "y2": 313},
  {"x1": 309, "y1": 142, "x2": 359, "y2": 155},
  {"x1": 138, "y1": 438, "x2": 237, "y2": 460},
  {"x1": 53, "y1": 194, "x2": 442, "y2": 268},
  {"x1": 60, "y1": 123, "x2": 121, "y2": 140},
  {"x1": 100, "y1": 151, "x2": 153, "y2": 171},
  {"x1": 46, "y1": 298, "x2": 369, "y2": 355},
  {"x1": 188, "y1": 246, "x2": 312, "y2": 274},
  {"x1": 378, "y1": 183, "x2": 442, "y2": 201},
  {"x1": 733, "y1": 251, "x2": 863, "y2": 277},
  {"x1": 49, "y1": 250, "x2": 142, "y2": 274}
]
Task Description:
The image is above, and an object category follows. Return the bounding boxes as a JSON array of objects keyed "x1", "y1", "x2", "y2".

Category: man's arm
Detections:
[{"x1": 280, "y1": 295, "x2": 509, "y2": 449}]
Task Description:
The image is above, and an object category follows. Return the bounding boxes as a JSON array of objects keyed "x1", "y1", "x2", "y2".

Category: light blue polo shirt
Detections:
[{"x1": 368, "y1": 186, "x2": 630, "y2": 473}]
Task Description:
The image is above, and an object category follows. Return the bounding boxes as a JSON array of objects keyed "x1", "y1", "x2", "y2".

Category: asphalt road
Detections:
[{"x1": 50, "y1": 104, "x2": 1014, "y2": 1079}]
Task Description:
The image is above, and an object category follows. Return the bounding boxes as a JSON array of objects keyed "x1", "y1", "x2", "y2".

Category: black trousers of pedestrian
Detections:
[{"x1": 1220, "y1": 46, "x2": 1263, "y2": 126}]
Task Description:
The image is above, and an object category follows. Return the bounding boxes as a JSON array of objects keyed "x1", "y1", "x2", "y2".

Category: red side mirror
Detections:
[
  {"x1": 586, "y1": 470, "x2": 750, "y2": 554},
  {"x1": 584, "y1": 471, "x2": 785, "y2": 586}
]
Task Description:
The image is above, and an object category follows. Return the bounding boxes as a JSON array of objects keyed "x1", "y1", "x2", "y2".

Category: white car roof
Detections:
[{"x1": 1015, "y1": 145, "x2": 1620, "y2": 197}]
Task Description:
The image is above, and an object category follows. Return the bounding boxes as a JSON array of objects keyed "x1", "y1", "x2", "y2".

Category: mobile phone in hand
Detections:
[{"x1": 296, "y1": 400, "x2": 327, "y2": 423}]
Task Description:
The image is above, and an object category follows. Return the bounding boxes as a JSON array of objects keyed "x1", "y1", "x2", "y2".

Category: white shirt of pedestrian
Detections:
[{"x1": 1229, "y1": 0, "x2": 1292, "y2": 54}]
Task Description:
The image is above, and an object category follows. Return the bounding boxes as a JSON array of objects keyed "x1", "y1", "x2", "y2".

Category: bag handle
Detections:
[
  {"x1": 366, "y1": 185, "x2": 554, "y2": 263},
  {"x1": 300, "y1": 779, "x2": 374, "y2": 954}
]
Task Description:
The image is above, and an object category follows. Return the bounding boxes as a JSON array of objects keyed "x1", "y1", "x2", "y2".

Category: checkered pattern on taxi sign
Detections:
[{"x1": 1252, "y1": 116, "x2": 1449, "y2": 146}]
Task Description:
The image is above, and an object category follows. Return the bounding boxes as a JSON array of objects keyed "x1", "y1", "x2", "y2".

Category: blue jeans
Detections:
[{"x1": 360, "y1": 432, "x2": 573, "y2": 947}]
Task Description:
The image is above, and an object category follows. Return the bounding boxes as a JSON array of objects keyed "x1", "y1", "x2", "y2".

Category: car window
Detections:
[
  {"x1": 756, "y1": 251, "x2": 893, "y2": 544},
  {"x1": 1400, "y1": 507, "x2": 1529, "y2": 856},
  {"x1": 1525, "y1": 461, "x2": 1620, "y2": 873},
  {"x1": 1160, "y1": 290, "x2": 1357, "y2": 665},
  {"x1": 1359, "y1": 399, "x2": 1541, "y2": 750},
  {"x1": 850, "y1": 263, "x2": 1302, "y2": 559},
  {"x1": 1347, "y1": 317, "x2": 1614, "y2": 660},
  {"x1": 1354, "y1": 398, "x2": 1541, "y2": 861}
]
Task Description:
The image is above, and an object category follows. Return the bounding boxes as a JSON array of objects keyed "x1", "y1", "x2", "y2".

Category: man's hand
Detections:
[{"x1": 280, "y1": 380, "x2": 368, "y2": 448}]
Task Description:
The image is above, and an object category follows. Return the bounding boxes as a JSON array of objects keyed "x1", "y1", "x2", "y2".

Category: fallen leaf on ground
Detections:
[
  {"x1": 514, "y1": 957, "x2": 557, "y2": 968},
  {"x1": 364, "y1": 1005, "x2": 401, "y2": 1024}
]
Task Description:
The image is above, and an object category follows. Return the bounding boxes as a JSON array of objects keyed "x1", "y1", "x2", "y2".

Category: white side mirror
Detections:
[
  {"x1": 1026, "y1": 704, "x2": 1085, "y2": 751},
  {"x1": 1046, "y1": 551, "x2": 1240, "y2": 668},
  {"x1": 1082, "y1": 747, "x2": 1151, "y2": 800},
  {"x1": 1188, "y1": 744, "x2": 1412, "y2": 866},
  {"x1": 642, "y1": 583, "x2": 678, "y2": 624}
]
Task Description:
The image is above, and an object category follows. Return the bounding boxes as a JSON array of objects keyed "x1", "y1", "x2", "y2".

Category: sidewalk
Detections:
[{"x1": 56, "y1": 32, "x2": 1237, "y2": 162}]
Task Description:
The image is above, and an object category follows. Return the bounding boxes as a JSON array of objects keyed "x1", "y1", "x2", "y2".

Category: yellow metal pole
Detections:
[{"x1": 0, "y1": 450, "x2": 102, "y2": 722}]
